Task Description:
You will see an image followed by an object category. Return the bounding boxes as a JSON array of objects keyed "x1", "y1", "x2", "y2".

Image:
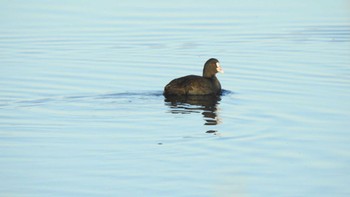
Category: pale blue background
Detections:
[{"x1": 1, "y1": 1, "x2": 350, "y2": 196}]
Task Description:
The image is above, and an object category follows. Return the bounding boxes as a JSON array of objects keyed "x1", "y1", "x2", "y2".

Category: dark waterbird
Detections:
[{"x1": 163, "y1": 58, "x2": 224, "y2": 96}]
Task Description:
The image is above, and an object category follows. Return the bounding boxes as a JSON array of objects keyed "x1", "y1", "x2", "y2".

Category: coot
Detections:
[{"x1": 163, "y1": 58, "x2": 224, "y2": 96}]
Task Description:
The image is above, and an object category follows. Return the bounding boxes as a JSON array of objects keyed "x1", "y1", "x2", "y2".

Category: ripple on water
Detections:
[{"x1": 1, "y1": 1, "x2": 350, "y2": 196}]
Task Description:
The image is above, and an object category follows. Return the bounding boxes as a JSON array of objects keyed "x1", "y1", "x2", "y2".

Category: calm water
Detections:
[{"x1": 1, "y1": 1, "x2": 350, "y2": 196}]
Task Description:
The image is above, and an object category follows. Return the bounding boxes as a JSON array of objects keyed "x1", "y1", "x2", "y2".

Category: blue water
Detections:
[{"x1": 1, "y1": 1, "x2": 350, "y2": 196}]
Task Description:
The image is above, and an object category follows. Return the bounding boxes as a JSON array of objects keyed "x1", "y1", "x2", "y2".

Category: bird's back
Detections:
[{"x1": 164, "y1": 75, "x2": 220, "y2": 96}]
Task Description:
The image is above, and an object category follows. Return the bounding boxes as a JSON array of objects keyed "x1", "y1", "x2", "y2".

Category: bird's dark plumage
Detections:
[{"x1": 163, "y1": 58, "x2": 223, "y2": 96}]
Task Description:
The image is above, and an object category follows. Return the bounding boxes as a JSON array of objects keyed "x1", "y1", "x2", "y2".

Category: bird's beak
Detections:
[{"x1": 216, "y1": 62, "x2": 224, "y2": 73}]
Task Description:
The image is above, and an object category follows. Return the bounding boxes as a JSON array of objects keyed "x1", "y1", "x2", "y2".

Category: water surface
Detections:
[{"x1": 1, "y1": 1, "x2": 350, "y2": 196}]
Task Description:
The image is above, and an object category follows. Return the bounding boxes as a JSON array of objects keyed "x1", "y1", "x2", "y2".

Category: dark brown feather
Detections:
[{"x1": 163, "y1": 58, "x2": 222, "y2": 96}]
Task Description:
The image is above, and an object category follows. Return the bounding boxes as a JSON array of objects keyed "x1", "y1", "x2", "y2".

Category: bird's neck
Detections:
[
  {"x1": 211, "y1": 75, "x2": 221, "y2": 91},
  {"x1": 203, "y1": 71, "x2": 214, "y2": 78}
]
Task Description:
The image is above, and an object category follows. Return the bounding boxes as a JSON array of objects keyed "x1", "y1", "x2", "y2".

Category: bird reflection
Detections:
[{"x1": 164, "y1": 94, "x2": 221, "y2": 126}]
